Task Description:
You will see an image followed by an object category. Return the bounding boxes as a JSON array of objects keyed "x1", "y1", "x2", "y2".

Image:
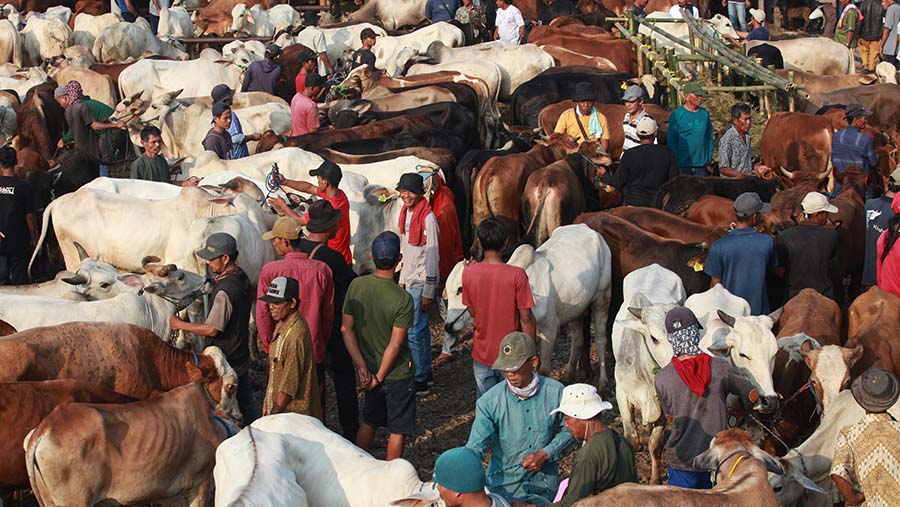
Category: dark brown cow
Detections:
[
  {"x1": 806, "y1": 84, "x2": 900, "y2": 148},
  {"x1": 16, "y1": 83, "x2": 65, "y2": 160},
  {"x1": 1, "y1": 0, "x2": 54, "y2": 13},
  {"x1": 314, "y1": 146, "x2": 456, "y2": 171},
  {"x1": 526, "y1": 32, "x2": 637, "y2": 75},
  {"x1": 830, "y1": 170, "x2": 866, "y2": 306},
  {"x1": 846, "y1": 286, "x2": 900, "y2": 377},
  {"x1": 256, "y1": 114, "x2": 433, "y2": 152},
  {"x1": 73, "y1": 0, "x2": 109, "y2": 19},
  {"x1": 610, "y1": 206, "x2": 724, "y2": 244},
  {"x1": 13, "y1": 146, "x2": 49, "y2": 181},
  {"x1": 0, "y1": 380, "x2": 130, "y2": 489},
  {"x1": 0, "y1": 319, "x2": 14, "y2": 337},
  {"x1": 273, "y1": 43, "x2": 315, "y2": 103},
  {"x1": 759, "y1": 111, "x2": 845, "y2": 179},
  {"x1": 89, "y1": 61, "x2": 140, "y2": 87}
]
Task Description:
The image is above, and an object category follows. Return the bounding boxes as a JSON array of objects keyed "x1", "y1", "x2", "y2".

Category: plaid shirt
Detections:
[
  {"x1": 831, "y1": 412, "x2": 900, "y2": 506},
  {"x1": 717, "y1": 125, "x2": 753, "y2": 174},
  {"x1": 832, "y1": 126, "x2": 878, "y2": 174}
]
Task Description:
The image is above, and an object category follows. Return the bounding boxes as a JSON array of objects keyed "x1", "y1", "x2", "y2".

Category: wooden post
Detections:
[{"x1": 787, "y1": 70, "x2": 795, "y2": 112}]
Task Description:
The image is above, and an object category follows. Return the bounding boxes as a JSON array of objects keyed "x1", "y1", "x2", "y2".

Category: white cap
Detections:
[
  {"x1": 635, "y1": 116, "x2": 658, "y2": 136},
  {"x1": 801, "y1": 192, "x2": 838, "y2": 215},
  {"x1": 749, "y1": 8, "x2": 765, "y2": 23},
  {"x1": 549, "y1": 384, "x2": 613, "y2": 420}
]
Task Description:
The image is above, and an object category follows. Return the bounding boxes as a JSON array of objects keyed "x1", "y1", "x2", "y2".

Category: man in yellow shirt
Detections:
[{"x1": 554, "y1": 82, "x2": 610, "y2": 152}]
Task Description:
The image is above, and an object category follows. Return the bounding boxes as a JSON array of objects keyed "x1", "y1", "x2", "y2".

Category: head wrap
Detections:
[
  {"x1": 65, "y1": 80, "x2": 84, "y2": 105},
  {"x1": 668, "y1": 323, "x2": 702, "y2": 356}
]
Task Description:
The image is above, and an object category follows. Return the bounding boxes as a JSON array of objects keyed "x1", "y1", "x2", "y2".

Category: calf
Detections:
[
  {"x1": 26, "y1": 383, "x2": 235, "y2": 507},
  {"x1": 846, "y1": 286, "x2": 900, "y2": 376}
]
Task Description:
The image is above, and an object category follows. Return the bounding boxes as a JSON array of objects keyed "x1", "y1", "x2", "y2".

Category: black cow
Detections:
[
  {"x1": 28, "y1": 149, "x2": 99, "y2": 211},
  {"x1": 325, "y1": 129, "x2": 468, "y2": 160},
  {"x1": 330, "y1": 102, "x2": 477, "y2": 148},
  {"x1": 653, "y1": 175, "x2": 781, "y2": 216}
]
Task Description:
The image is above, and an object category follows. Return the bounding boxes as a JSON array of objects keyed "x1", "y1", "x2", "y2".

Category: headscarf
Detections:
[
  {"x1": 65, "y1": 80, "x2": 84, "y2": 105},
  {"x1": 667, "y1": 323, "x2": 702, "y2": 356}
]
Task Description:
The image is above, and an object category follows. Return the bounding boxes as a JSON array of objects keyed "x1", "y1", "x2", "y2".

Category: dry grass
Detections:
[{"x1": 701, "y1": 85, "x2": 767, "y2": 162}]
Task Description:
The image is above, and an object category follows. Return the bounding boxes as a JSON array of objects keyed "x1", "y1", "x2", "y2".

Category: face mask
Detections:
[{"x1": 507, "y1": 372, "x2": 540, "y2": 399}]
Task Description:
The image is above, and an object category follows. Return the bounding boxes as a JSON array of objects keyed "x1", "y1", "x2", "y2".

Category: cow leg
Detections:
[
  {"x1": 537, "y1": 317, "x2": 558, "y2": 376},
  {"x1": 591, "y1": 289, "x2": 611, "y2": 391},
  {"x1": 562, "y1": 318, "x2": 584, "y2": 384},
  {"x1": 616, "y1": 383, "x2": 639, "y2": 452},
  {"x1": 648, "y1": 419, "x2": 666, "y2": 485}
]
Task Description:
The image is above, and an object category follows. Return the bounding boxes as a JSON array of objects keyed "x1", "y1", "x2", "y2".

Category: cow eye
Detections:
[
  {"x1": 100, "y1": 282, "x2": 110, "y2": 289},
  {"x1": 456, "y1": 287, "x2": 462, "y2": 295},
  {"x1": 178, "y1": 273, "x2": 185, "y2": 281},
  {"x1": 773, "y1": 485, "x2": 783, "y2": 493}
]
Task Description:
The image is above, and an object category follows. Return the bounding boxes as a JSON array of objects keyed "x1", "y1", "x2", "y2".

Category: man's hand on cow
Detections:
[
  {"x1": 57, "y1": 139, "x2": 64, "y2": 148},
  {"x1": 247, "y1": 133, "x2": 262, "y2": 142},
  {"x1": 421, "y1": 297, "x2": 433, "y2": 313},
  {"x1": 168, "y1": 315, "x2": 185, "y2": 331},
  {"x1": 268, "y1": 196, "x2": 290, "y2": 215},
  {"x1": 183, "y1": 177, "x2": 200, "y2": 187},
  {"x1": 520, "y1": 450, "x2": 549, "y2": 472}
]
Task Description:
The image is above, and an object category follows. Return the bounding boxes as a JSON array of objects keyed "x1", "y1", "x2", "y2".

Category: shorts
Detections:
[{"x1": 362, "y1": 376, "x2": 416, "y2": 435}]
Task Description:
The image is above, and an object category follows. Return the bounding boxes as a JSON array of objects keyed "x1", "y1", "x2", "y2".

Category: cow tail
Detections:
[
  {"x1": 523, "y1": 186, "x2": 548, "y2": 244},
  {"x1": 27, "y1": 199, "x2": 54, "y2": 279},
  {"x1": 25, "y1": 430, "x2": 49, "y2": 507}
]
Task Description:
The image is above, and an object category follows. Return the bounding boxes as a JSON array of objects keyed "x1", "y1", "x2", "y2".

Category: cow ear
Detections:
[
  {"x1": 627, "y1": 307, "x2": 643, "y2": 320},
  {"x1": 752, "y1": 446, "x2": 784, "y2": 474},
  {"x1": 717, "y1": 309, "x2": 736, "y2": 328},
  {"x1": 116, "y1": 273, "x2": 144, "y2": 288},
  {"x1": 685, "y1": 255, "x2": 705, "y2": 271},
  {"x1": 846, "y1": 345, "x2": 864, "y2": 367},
  {"x1": 691, "y1": 447, "x2": 718, "y2": 471},
  {"x1": 795, "y1": 472, "x2": 826, "y2": 493},
  {"x1": 799, "y1": 338, "x2": 819, "y2": 355}
]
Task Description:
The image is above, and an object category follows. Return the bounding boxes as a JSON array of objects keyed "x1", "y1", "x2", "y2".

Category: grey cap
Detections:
[
  {"x1": 622, "y1": 84, "x2": 644, "y2": 102},
  {"x1": 845, "y1": 103, "x2": 874, "y2": 120},
  {"x1": 196, "y1": 232, "x2": 238, "y2": 260},
  {"x1": 54, "y1": 85, "x2": 67, "y2": 99},
  {"x1": 852, "y1": 367, "x2": 900, "y2": 413},
  {"x1": 733, "y1": 192, "x2": 772, "y2": 218},
  {"x1": 492, "y1": 332, "x2": 537, "y2": 372}
]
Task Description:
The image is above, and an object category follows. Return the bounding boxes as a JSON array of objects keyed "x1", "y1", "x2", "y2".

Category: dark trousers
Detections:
[
  {"x1": 121, "y1": 11, "x2": 136, "y2": 22},
  {"x1": 236, "y1": 371, "x2": 260, "y2": 425},
  {"x1": 147, "y1": 14, "x2": 160, "y2": 35},
  {"x1": 323, "y1": 334, "x2": 360, "y2": 439},
  {"x1": 884, "y1": 54, "x2": 900, "y2": 69},
  {"x1": 0, "y1": 253, "x2": 28, "y2": 285}
]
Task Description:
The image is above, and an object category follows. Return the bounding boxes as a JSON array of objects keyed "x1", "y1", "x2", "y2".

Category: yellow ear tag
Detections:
[
  {"x1": 693, "y1": 262, "x2": 705, "y2": 272},
  {"x1": 378, "y1": 194, "x2": 388, "y2": 203}
]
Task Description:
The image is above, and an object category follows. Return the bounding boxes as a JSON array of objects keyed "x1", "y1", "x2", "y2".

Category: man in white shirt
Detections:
[
  {"x1": 668, "y1": 0, "x2": 700, "y2": 18},
  {"x1": 293, "y1": 26, "x2": 335, "y2": 76},
  {"x1": 621, "y1": 84, "x2": 654, "y2": 151},
  {"x1": 494, "y1": 0, "x2": 525, "y2": 44}
]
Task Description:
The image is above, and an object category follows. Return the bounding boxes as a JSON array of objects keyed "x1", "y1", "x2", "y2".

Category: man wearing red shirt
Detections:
[
  {"x1": 462, "y1": 217, "x2": 536, "y2": 397},
  {"x1": 295, "y1": 53, "x2": 317, "y2": 94},
  {"x1": 290, "y1": 74, "x2": 324, "y2": 136},
  {"x1": 269, "y1": 161, "x2": 353, "y2": 266}
]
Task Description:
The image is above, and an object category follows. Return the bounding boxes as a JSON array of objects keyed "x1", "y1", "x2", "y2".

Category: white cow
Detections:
[
  {"x1": 275, "y1": 23, "x2": 387, "y2": 77},
  {"x1": 25, "y1": 6, "x2": 72, "y2": 25},
  {"x1": 0, "y1": 93, "x2": 15, "y2": 145},
  {"x1": 92, "y1": 19, "x2": 188, "y2": 63},
  {"x1": 639, "y1": 11, "x2": 740, "y2": 53},
  {"x1": 230, "y1": 3, "x2": 300, "y2": 36},
  {"x1": 117, "y1": 52, "x2": 256, "y2": 103},
  {"x1": 444, "y1": 224, "x2": 612, "y2": 385},
  {"x1": 799, "y1": 341, "x2": 863, "y2": 412},
  {"x1": 0, "y1": 258, "x2": 210, "y2": 341},
  {"x1": 371, "y1": 22, "x2": 463, "y2": 77},
  {"x1": 0, "y1": 73, "x2": 44, "y2": 100},
  {"x1": 59, "y1": 44, "x2": 96, "y2": 68},
  {"x1": 183, "y1": 213, "x2": 275, "y2": 287},
  {"x1": 747, "y1": 38, "x2": 854, "y2": 75},
  {"x1": 215, "y1": 414, "x2": 442, "y2": 506},
  {"x1": 612, "y1": 263, "x2": 685, "y2": 484},
  {"x1": 222, "y1": 39, "x2": 266, "y2": 61},
  {"x1": 405, "y1": 59, "x2": 503, "y2": 105},
  {"x1": 72, "y1": 12, "x2": 122, "y2": 47},
  {"x1": 158, "y1": 6, "x2": 194, "y2": 39},
  {"x1": 55, "y1": 66, "x2": 118, "y2": 108},
  {"x1": 422, "y1": 41, "x2": 554, "y2": 99},
  {"x1": 0, "y1": 18, "x2": 22, "y2": 66},
  {"x1": 21, "y1": 16, "x2": 72, "y2": 66},
  {"x1": 343, "y1": 0, "x2": 427, "y2": 30}
]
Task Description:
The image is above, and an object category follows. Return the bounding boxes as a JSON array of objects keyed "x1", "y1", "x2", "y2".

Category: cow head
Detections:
[
  {"x1": 703, "y1": 14, "x2": 740, "y2": 40},
  {"x1": 188, "y1": 345, "x2": 242, "y2": 424},
  {"x1": 710, "y1": 309, "x2": 782, "y2": 412},
  {"x1": 443, "y1": 260, "x2": 473, "y2": 336},
  {"x1": 229, "y1": 3, "x2": 250, "y2": 34},
  {"x1": 693, "y1": 429, "x2": 783, "y2": 479},
  {"x1": 58, "y1": 242, "x2": 143, "y2": 300},
  {"x1": 140, "y1": 256, "x2": 213, "y2": 311},
  {"x1": 769, "y1": 456, "x2": 827, "y2": 505},
  {"x1": 218, "y1": 176, "x2": 265, "y2": 202},
  {"x1": 801, "y1": 342, "x2": 862, "y2": 412},
  {"x1": 622, "y1": 297, "x2": 677, "y2": 372}
]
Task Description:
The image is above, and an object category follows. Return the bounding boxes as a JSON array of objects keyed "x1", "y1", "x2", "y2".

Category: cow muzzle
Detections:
[{"x1": 754, "y1": 394, "x2": 779, "y2": 414}]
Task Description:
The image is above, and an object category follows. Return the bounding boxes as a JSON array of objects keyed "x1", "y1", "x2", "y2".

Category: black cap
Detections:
[
  {"x1": 258, "y1": 276, "x2": 300, "y2": 303},
  {"x1": 306, "y1": 200, "x2": 343, "y2": 233},
  {"x1": 298, "y1": 52, "x2": 316, "y2": 64},
  {"x1": 665, "y1": 306, "x2": 701, "y2": 334},
  {"x1": 309, "y1": 160, "x2": 342, "y2": 185},
  {"x1": 845, "y1": 103, "x2": 874, "y2": 120},
  {"x1": 396, "y1": 173, "x2": 425, "y2": 195},
  {"x1": 572, "y1": 82, "x2": 594, "y2": 102},
  {"x1": 360, "y1": 27, "x2": 379, "y2": 40},
  {"x1": 211, "y1": 84, "x2": 235, "y2": 103},
  {"x1": 372, "y1": 231, "x2": 401, "y2": 262},
  {"x1": 305, "y1": 73, "x2": 326, "y2": 88},
  {"x1": 197, "y1": 232, "x2": 238, "y2": 260},
  {"x1": 265, "y1": 43, "x2": 282, "y2": 58},
  {"x1": 212, "y1": 101, "x2": 231, "y2": 118}
]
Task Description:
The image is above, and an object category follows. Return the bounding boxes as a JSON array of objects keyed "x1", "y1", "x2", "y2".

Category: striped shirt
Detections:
[
  {"x1": 832, "y1": 126, "x2": 878, "y2": 174},
  {"x1": 622, "y1": 109, "x2": 654, "y2": 151}
]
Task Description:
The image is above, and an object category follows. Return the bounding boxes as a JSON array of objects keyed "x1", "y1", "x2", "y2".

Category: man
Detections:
[
  {"x1": 290, "y1": 74, "x2": 325, "y2": 136},
  {"x1": 863, "y1": 168, "x2": 900, "y2": 287},
  {"x1": 515, "y1": 384, "x2": 635, "y2": 507},
  {"x1": 667, "y1": 82, "x2": 713, "y2": 176},
  {"x1": 655, "y1": 307, "x2": 760, "y2": 489},
  {"x1": 819, "y1": 0, "x2": 838, "y2": 37},
  {"x1": 668, "y1": 0, "x2": 699, "y2": 18},
  {"x1": 723, "y1": 0, "x2": 751, "y2": 31},
  {"x1": 744, "y1": 8, "x2": 769, "y2": 40},
  {"x1": 60, "y1": 81, "x2": 125, "y2": 177},
  {"x1": 426, "y1": 0, "x2": 461, "y2": 22},
  {"x1": 553, "y1": 83, "x2": 610, "y2": 151},
  {"x1": 0, "y1": 147, "x2": 35, "y2": 285},
  {"x1": 466, "y1": 332, "x2": 575, "y2": 504},
  {"x1": 209, "y1": 84, "x2": 261, "y2": 159},
  {"x1": 858, "y1": 0, "x2": 884, "y2": 71},
  {"x1": 621, "y1": 84, "x2": 653, "y2": 152},
  {"x1": 494, "y1": 0, "x2": 525, "y2": 45},
  {"x1": 718, "y1": 103, "x2": 755, "y2": 178},
  {"x1": 832, "y1": 104, "x2": 878, "y2": 178},
  {"x1": 268, "y1": 161, "x2": 352, "y2": 265},
  {"x1": 598, "y1": 117, "x2": 678, "y2": 207},
  {"x1": 258, "y1": 216, "x2": 334, "y2": 411},
  {"x1": 293, "y1": 26, "x2": 335, "y2": 76},
  {"x1": 831, "y1": 368, "x2": 900, "y2": 506},
  {"x1": 775, "y1": 192, "x2": 840, "y2": 301},
  {"x1": 147, "y1": 0, "x2": 167, "y2": 34},
  {"x1": 295, "y1": 52, "x2": 317, "y2": 94},
  {"x1": 351, "y1": 28, "x2": 379, "y2": 70},
  {"x1": 259, "y1": 276, "x2": 322, "y2": 419},
  {"x1": 627, "y1": 0, "x2": 648, "y2": 24},
  {"x1": 459, "y1": 218, "x2": 536, "y2": 397},
  {"x1": 56, "y1": 85, "x2": 114, "y2": 148},
  {"x1": 834, "y1": 0, "x2": 861, "y2": 48},
  {"x1": 241, "y1": 44, "x2": 283, "y2": 95},
  {"x1": 704, "y1": 192, "x2": 777, "y2": 315},
  {"x1": 342, "y1": 231, "x2": 415, "y2": 460},
  {"x1": 879, "y1": 0, "x2": 900, "y2": 67},
  {"x1": 169, "y1": 233, "x2": 258, "y2": 423},
  {"x1": 396, "y1": 173, "x2": 440, "y2": 396},
  {"x1": 202, "y1": 102, "x2": 234, "y2": 160},
  {"x1": 115, "y1": 0, "x2": 139, "y2": 22},
  {"x1": 296, "y1": 200, "x2": 360, "y2": 438},
  {"x1": 433, "y1": 447, "x2": 513, "y2": 507},
  {"x1": 456, "y1": 0, "x2": 488, "y2": 44},
  {"x1": 130, "y1": 125, "x2": 198, "y2": 186}
]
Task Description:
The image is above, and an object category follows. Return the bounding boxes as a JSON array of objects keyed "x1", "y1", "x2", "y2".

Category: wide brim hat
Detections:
[
  {"x1": 572, "y1": 82, "x2": 595, "y2": 102},
  {"x1": 550, "y1": 383, "x2": 613, "y2": 419},
  {"x1": 306, "y1": 200, "x2": 343, "y2": 233},
  {"x1": 852, "y1": 368, "x2": 900, "y2": 413}
]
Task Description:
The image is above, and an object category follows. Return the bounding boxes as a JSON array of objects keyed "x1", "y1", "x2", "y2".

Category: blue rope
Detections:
[{"x1": 263, "y1": 162, "x2": 283, "y2": 204}]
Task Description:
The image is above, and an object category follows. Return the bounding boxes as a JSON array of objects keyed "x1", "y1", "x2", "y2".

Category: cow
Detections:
[
  {"x1": 328, "y1": 102, "x2": 477, "y2": 148},
  {"x1": 316, "y1": 146, "x2": 457, "y2": 173},
  {"x1": 372, "y1": 22, "x2": 464, "y2": 77},
  {"x1": 521, "y1": 153, "x2": 601, "y2": 246},
  {"x1": 117, "y1": 52, "x2": 258, "y2": 103},
  {"x1": 71, "y1": 11, "x2": 120, "y2": 47},
  {"x1": 829, "y1": 175, "x2": 866, "y2": 306},
  {"x1": 775, "y1": 69, "x2": 881, "y2": 95},
  {"x1": 192, "y1": 0, "x2": 267, "y2": 36},
  {"x1": 846, "y1": 286, "x2": 900, "y2": 376},
  {"x1": 653, "y1": 175, "x2": 780, "y2": 216},
  {"x1": 805, "y1": 84, "x2": 900, "y2": 154},
  {"x1": 27, "y1": 149, "x2": 101, "y2": 212},
  {"x1": 684, "y1": 195, "x2": 795, "y2": 236},
  {"x1": 404, "y1": 60, "x2": 504, "y2": 110},
  {"x1": 341, "y1": 0, "x2": 426, "y2": 30},
  {"x1": 14, "y1": 83, "x2": 64, "y2": 160},
  {"x1": 157, "y1": 5, "x2": 194, "y2": 39},
  {"x1": 20, "y1": 16, "x2": 72, "y2": 66},
  {"x1": 609, "y1": 206, "x2": 724, "y2": 244},
  {"x1": 230, "y1": 3, "x2": 299, "y2": 36},
  {"x1": 759, "y1": 111, "x2": 844, "y2": 177},
  {"x1": 25, "y1": 383, "x2": 237, "y2": 507},
  {"x1": 0, "y1": 257, "x2": 211, "y2": 341},
  {"x1": 0, "y1": 380, "x2": 132, "y2": 490},
  {"x1": 539, "y1": 44, "x2": 618, "y2": 71},
  {"x1": 55, "y1": 65, "x2": 118, "y2": 108},
  {"x1": 0, "y1": 319, "x2": 13, "y2": 336},
  {"x1": 577, "y1": 429, "x2": 781, "y2": 506},
  {"x1": 444, "y1": 224, "x2": 612, "y2": 385},
  {"x1": 748, "y1": 38, "x2": 854, "y2": 75},
  {"x1": 257, "y1": 114, "x2": 434, "y2": 152},
  {"x1": 637, "y1": 12, "x2": 739, "y2": 76},
  {"x1": 275, "y1": 23, "x2": 387, "y2": 82},
  {"x1": 92, "y1": 19, "x2": 188, "y2": 63},
  {"x1": 0, "y1": 18, "x2": 21, "y2": 67},
  {"x1": 525, "y1": 33, "x2": 637, "y2": 76},
  {"x1": 324, "y1": 129, "x2": 468, "y2": 161}
]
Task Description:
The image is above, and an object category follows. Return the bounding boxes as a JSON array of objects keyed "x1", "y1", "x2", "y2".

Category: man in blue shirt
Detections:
[
  {"x1": 426, "y1": 0, "x2": 462, "y2": 22},
  {"x1": 863, "y1": 168, "x2": 900, "y2": 287},
  {"x1": 210, "y1": 85, "x2": 261, "y2": 159},
  {"x1": 832, "y1": 103, "x2": 878, "y2": 177},
  {"x1": 667, "y1": 82, "x2": 714, "y2": 176},
  {"x1": 466, "y1": 332, "x2": 574, "y2": 504},
  {"x1": 745, "y1": 8, "x2": 769, "y2": 40},
  {"x1": 704, "y1": 192, "x2": 777, "y2": 315}
]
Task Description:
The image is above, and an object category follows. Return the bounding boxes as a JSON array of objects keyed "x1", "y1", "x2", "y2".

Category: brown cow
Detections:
[
  {"x1": 0, "y1": 322, "x2": 240, "y2": 421},
  {"x1": 74, "y1": 0, "x2": 109, "y2": 18},
  {"x1": 256, "y1": 114, "x2": 433, "y2": 152},
  {"x1": 14, "y1": 146, "x2": 49, "y2": 181},
  {"x1": 846, "y1": 286, "x2": 900, "y2": 377},
  {"x1": 193, "y1": 0, "x2": 268, "y2": 35},
  {"x1": 315, "y1": 146, "x2": 457, "y2": 171},
  {"x1": 26, "y1": 383, "x2": 233, "y2": 507},
  {"x1": 806, "y1": 84, "x2": 900, "y2": 149},
  {"x1": 527, "y1": 32, "x2": 638, "y2": 75},
  {"x1": 685, "y1": 196, "x2": 796, "y2": 237},
  {"x1": 759, "y1": 111, "x2": 845, "y2": 179},
  {"x1": 539, "y1": 45, "x2": 618, "y2": 72},
  {"x1": 0, "y1": 319, "x2": 13, "y2": 337},
  {"x1": 775, "y1": 69, "x2": 879, "y2": 96},
  {"x1": 0, "y1": 380, "x2": 130, "y2": 489},
  {"x1": 15, "y1": 83, "x2": 65, "y2": 160},
  {"x1": 610, "y1": 206, "x2": 724, "y2": 244},
  {"x1": 539, "y1": 101, "x2": 671, "y2": 161},
  {"x1": 829, "y1": 170, "x2": 866, "y2": 306},
  {"x1": 529, "y1": 25, "x2": 617, "y2": 41}
]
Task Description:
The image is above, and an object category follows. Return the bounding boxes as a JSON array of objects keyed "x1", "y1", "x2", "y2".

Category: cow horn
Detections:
[
  {"x1": 816, "y1": 162, "x2": 832, "y2": 182},
  {"x1": 142, "y1": 255, "x2": 162, "y2": 268},
  {"x1": 717, "y1": 309, "x2": 737, "y2": 328},
  {"x1": 60, "y1": 272, "x2": 88, "y2": 285},
  {"x1": 145, "y1": 262, "x2": 176, "y2": 277},
  {"x1": 73, "y1": 241, "x2": 90, "y2": 261},
  {"x1": 627, "y1": 307, "x2": 643, "y2": 320},
  {"x1": 768, "y1": 307, "x2": 784, "y2": 323},
  {"x1": 779, "y1": 167, "x2": 795, "y2": 179}
]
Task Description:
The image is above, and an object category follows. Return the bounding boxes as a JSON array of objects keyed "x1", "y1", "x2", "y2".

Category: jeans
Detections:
[
  {"x1": 236, "y1": 371, "x2": 260, "y2": 425},
  {"x1": 681, "y1": 166, "x2": 710, "y2": 176},
  {"x1": 325, "y1": 331, "x2": 360, "y2": 439},
  {"x1": 0, "y1": 253, "x2": 28, "y2": 285},
  {"x1": 99, "y1": 164, "x2": 109, "y2": 177},
  {"x1": 147, "y1": 14, "x2": 160, "y2": 34},
  {"x1": 406, "y1": 284, "x2": 432, "y2": 383},
  {"x1": 667, "y1": 467, "x2": 712, "y2": 489},
  {"x1": 473, "y1": 359, "x2": 503, "y2": 398},
  {"x1": 727, "y1": 2, "x2": 747, "y2": 32}
]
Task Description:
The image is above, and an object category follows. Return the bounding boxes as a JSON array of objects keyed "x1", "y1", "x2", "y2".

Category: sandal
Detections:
[{"x1": 433, "y1": 353, "x2": 454, "y2": 367}]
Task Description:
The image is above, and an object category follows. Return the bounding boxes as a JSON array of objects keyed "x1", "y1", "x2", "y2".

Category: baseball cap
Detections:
[
  {"x1": 196, "y1": 232, "x2": 238, "y2": 260},
  {"x1": 309, "y1": 160, "x2": 342, "y2": 185},
  {"x1": 492, "y1": 332, "x2": 537, "y2": 372},
  {"x1": 258, "y1": 276, "x2": 300, "y2": 304},
  {"x1": 360, "y1": 27, "x2": 380, "y2": 40},
  {"x1": 262, "y1": 216, "x2": 301, "y2": 241},
  {"x1": 372, "y1": 231, "x2": 401, "y2": 262},
  {"x1": 733, "y1": 192, "x2": 772, "y2": 218},
  {"x1": 298, "y1": 52, "x2": 316, "y2": 64},
  {"x1": 801, "y1": 192, "x2": 839, "y2": 215},
  {"x1": 265, "y1": 43, "x2": 282, "y2": 58},
  {"x1": 665, "y1": 306, "x2": 701, "y2": 334},
  {"x1": 845, "y1": 103, "x2": 874, "y2": 120},
  {"x1": 305, "y1": 73, "x2": 326, "y2": 88},
  {"x1": 211, "y1": 101, "x2": 231, "y2": 118},
  {"x1": 635, "y1": 116, "x2": 657, "y2": 136},
  {"x1": 622, "y1": 84, "x2": 644, "y2": 102},
  {"x1": 682, "y1": 82, "x2": 707, "y2": 97},
  {"x1": 550, "y1": 383, "x2": 613, "y2": 420},
  {"x1": 433, "y1": 448, "x2": 486, "y2": 494},
  {"x1": 54, "y1": 85, "x2": 67, "y2": 99},
  {"x1": 210, "y1": 84, "x2": 235, "y2": 103},
  {"x1": 749, "y1": 8, "x2": 765, "y2": 23}
]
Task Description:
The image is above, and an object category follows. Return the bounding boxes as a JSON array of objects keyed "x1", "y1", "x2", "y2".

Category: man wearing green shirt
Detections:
[
  {"x1": 130, "y1": 126, "x2": 198, "y2": 186},
  {"x1": 342, "y1": 231, "x2": 415, "y2": 460},
  {"x1": 466, "y1": 332, "x2": 575, "y2": 504},
  {"x1": 55, "y1": 86, "x2": 113, "y2": 146},
  {"x1": 666, "y1": 82, "x2": 713, "y2": 176},
  {"x1": 834, "y1": 0, "x2": 860, "y2": 48}
]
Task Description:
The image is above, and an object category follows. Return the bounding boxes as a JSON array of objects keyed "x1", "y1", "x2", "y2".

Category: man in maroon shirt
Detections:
[{"x1": 295, "y1": 52, "x2": 317, "y2": 94}]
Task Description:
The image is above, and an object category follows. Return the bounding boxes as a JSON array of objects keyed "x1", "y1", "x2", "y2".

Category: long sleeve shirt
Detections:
[
  {"x1": 398, "y1": 210, "x2": 440, "y2": 300},
  {"x1": 832, "y1": 126, "x2": 878, "y2": 174},
  {"x1": 667, "y1": 105, "x2": 713, "y2": 169},
  {"x1": 466, "y1": 377, "x2": 575, "y2": 503}
]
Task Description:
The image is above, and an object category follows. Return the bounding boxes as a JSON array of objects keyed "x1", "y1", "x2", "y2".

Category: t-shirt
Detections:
[
  {"x1": 148, "y1": 0, "x2": 168, "y2": 16},
  {"x1": 293, "y1": 27, "x2": 329, "y2": 76},
  {"x1": 877, "y1": 231, "x2": 900, "y2": 298},
  {"x1": 495, "y1": 4, "x2": 524, "y2": 44},
  {"x1": 291, "y1": 93, "x2": 319, "y2": 136},
  {"x1": 462, "y1": 262, "x2": 535, "y2": 367},
  {"x1": 426, "y1": 0, "x2": 461, "y2": 22},
  {"x1": 863, "y1": 196, "x2": 894, "y2": 286},
  {"x1": 315, "y1": 189, "x2": 352, "y2": 266},
  {"x1": 834, "y1": 5, "x2": 859, "y2": 47},
  {"x1": 775, "y1": 223, "x2": 839, "y2": 301},
  {"x1": 746, "y1": 26, "x2": 769, "y2": 41},
  {"x1": 0, "y1": 175, "x2": 34, "y2": 256},
  {"x1": 298, "y1": 238, "x2": 356, "y2": 340},
  {"x1": 130, "y1": 154, "x2": 169, "y2": 182},
  {"x1": 66, "y1": 101, "x2": 101, "y2": 162},
  {"x1": 667, "y1": 106, "x2": 713, "y2": 169},
  {"x1": 295, "y1": 70, "x2": 308, "y2": 94},
  {"x1": 667, "y1": 4, "x2": 699, "y2": 18},
  {"x1": 602, "y1": 144, "x2": 679, "y2": 207},
  {"x1": 351, "y1": 48, "x2": 377, "y2": 70},
  {"x1": 202, "y1": 128, "x2": 233, "y2": 160},
  {"x1": 553, "y1": 107, "x2": 611, "y2": 145},
  {"x1": 884, "y1": 3, "x2": 900, "y2": 55},
  {"x1": 62, "y1": 98, "x2": 113, "y2": 144},
  {"x1": 704, "y1": 228, "x2": 776, "y2": 315},
  {"x1": 550, "y1": 429, "x2": 637, "y2": 507},
  {"x1": 622, "y1": 109, "x2": 653, "y2": 151},
  {"x1": 343, "y1": 274, "x2": 414, "y2": 381}
]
